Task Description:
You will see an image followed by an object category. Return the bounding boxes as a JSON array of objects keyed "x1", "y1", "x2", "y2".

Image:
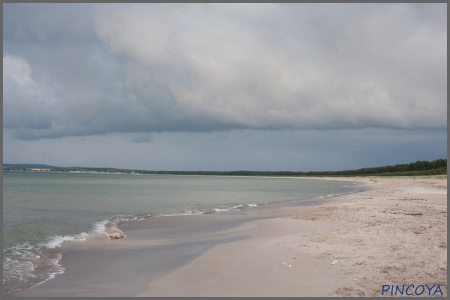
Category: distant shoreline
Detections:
[
  {"x1": 4, "y1": 158, "x2": 447, "y2": 177},
  {"x1": 4, "y1": 169, "x2": 447, "y2": 181}
]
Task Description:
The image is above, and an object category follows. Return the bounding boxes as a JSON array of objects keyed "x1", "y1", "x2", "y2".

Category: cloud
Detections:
[
  {"x1": 3, "y1": 129, "x2": 447, "y2": 171},
  {"x1": 3, "y1": 4, "x2": 447, "y2": 140},
  {"x1": 3, "y1": 55, "x2": 63, "y2": 132},
  {"x1": 129, "y1": 133, "x2": 154, "y2": 143}
]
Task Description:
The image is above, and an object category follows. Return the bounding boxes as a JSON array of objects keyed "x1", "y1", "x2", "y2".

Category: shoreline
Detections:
[
  {"x1": 137, "y1": 177, "x2": 447, "y2": 297},
  {"x1": 4, "y1": 175, "x2": 359, "y2": 297},
  {"x1": 9, "y1": 177, "x2": 447, "y2": 297},
  {"x1": 6, "y1": 169, "x2": 447, "y2": 180}
]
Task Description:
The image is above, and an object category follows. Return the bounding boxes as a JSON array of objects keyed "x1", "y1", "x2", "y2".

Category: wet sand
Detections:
[
  {"x1": 138, "y1": 177, "x2": 447, "y2": 297},
  {"x1": 11, "y1": 212, "x2": 271, "y2": 297},
  {"x1": 11, "y1": 177, "x2": 447, "y2": 297}
]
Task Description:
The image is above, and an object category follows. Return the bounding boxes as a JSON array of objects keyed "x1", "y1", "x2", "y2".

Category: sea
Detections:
[{"x1": 3, "y1": 171, "x2": 362, "y2": 295}]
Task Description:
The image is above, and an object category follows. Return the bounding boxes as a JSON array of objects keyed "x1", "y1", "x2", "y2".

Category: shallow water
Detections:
[{"x1": 3, "y1": 171, "x2": 361, "y2": 295}]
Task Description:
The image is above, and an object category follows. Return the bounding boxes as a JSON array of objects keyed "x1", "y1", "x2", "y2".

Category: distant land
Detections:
[{"x1": 3, "y1": 159, "x2": 447, "y2": 177}]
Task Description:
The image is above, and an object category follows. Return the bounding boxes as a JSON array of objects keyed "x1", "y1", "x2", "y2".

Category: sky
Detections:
[{"x1": 3, "y1": 3, "x2": 447, "y2": 171}]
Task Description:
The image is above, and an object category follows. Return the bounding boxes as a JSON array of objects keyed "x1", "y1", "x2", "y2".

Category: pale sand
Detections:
[
  {"x1": 11, "y1": 213, "x2": 265, "y2": 297},
  {"x1": 138, "y1": 177, "x2": 447, "y2": 297}
]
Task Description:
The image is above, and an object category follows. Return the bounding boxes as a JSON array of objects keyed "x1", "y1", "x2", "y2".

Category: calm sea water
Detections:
[{"x1": 3, "y1": 171, "x2": 361, "y2": 295}]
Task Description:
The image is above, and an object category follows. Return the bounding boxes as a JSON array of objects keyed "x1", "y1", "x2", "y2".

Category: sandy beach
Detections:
[
  {"x1": 11, "y1": 177, "x2": 447, "y2": 297},
  {"x1": 138, "y1": 177, "x2": 447, "y2": 297}
]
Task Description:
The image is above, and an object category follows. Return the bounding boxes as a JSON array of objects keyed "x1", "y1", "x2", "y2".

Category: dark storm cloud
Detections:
[{"x1": 3, "y1": 3, "x2": 447, "y2": 140}]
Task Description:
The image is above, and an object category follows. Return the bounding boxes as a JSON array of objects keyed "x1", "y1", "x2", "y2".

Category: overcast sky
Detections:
[{"x1": 3, "y1": 3, "x2": 447, "y2": 171}]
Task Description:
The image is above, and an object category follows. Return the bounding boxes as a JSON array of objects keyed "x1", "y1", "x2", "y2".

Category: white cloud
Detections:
[
  {"x1": 3, "y1": 4, "x2": 447, "y2": 141},
  {"x1": 94, "y1": 4, "x2": 446, "y2": 130},
  {"x1": 3, "y1": 55, "x2": 63, "y2": 131}
]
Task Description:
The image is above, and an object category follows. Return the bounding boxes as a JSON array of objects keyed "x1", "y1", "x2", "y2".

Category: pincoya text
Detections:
[{"x1": 382, "y1": 284, "x2": 444, "y2": 296}]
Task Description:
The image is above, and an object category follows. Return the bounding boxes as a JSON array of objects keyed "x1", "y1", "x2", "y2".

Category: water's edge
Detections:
[{"x1": 4, "y1": 177, "x2": 364, "y2": 296}]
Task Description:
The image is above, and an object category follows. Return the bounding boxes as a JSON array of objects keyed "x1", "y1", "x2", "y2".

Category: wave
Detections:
[
  {"x1": 2, "y1": 213, "x2": 149, "y2": 296},
  {"x1": 157, "y1": 202, "x2": 262, "y2": 217},
  {"x1": 4, "y1": 185, "x2": 363, "y2": 296}
]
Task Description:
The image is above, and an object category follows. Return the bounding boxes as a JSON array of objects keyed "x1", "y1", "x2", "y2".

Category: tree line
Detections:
[
  {"x1": 133, "y1": 159, "x2": 447, "y2": 177},
  {"x1": 3, "y1": 159, "x2": 447, "y2": 177}
]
